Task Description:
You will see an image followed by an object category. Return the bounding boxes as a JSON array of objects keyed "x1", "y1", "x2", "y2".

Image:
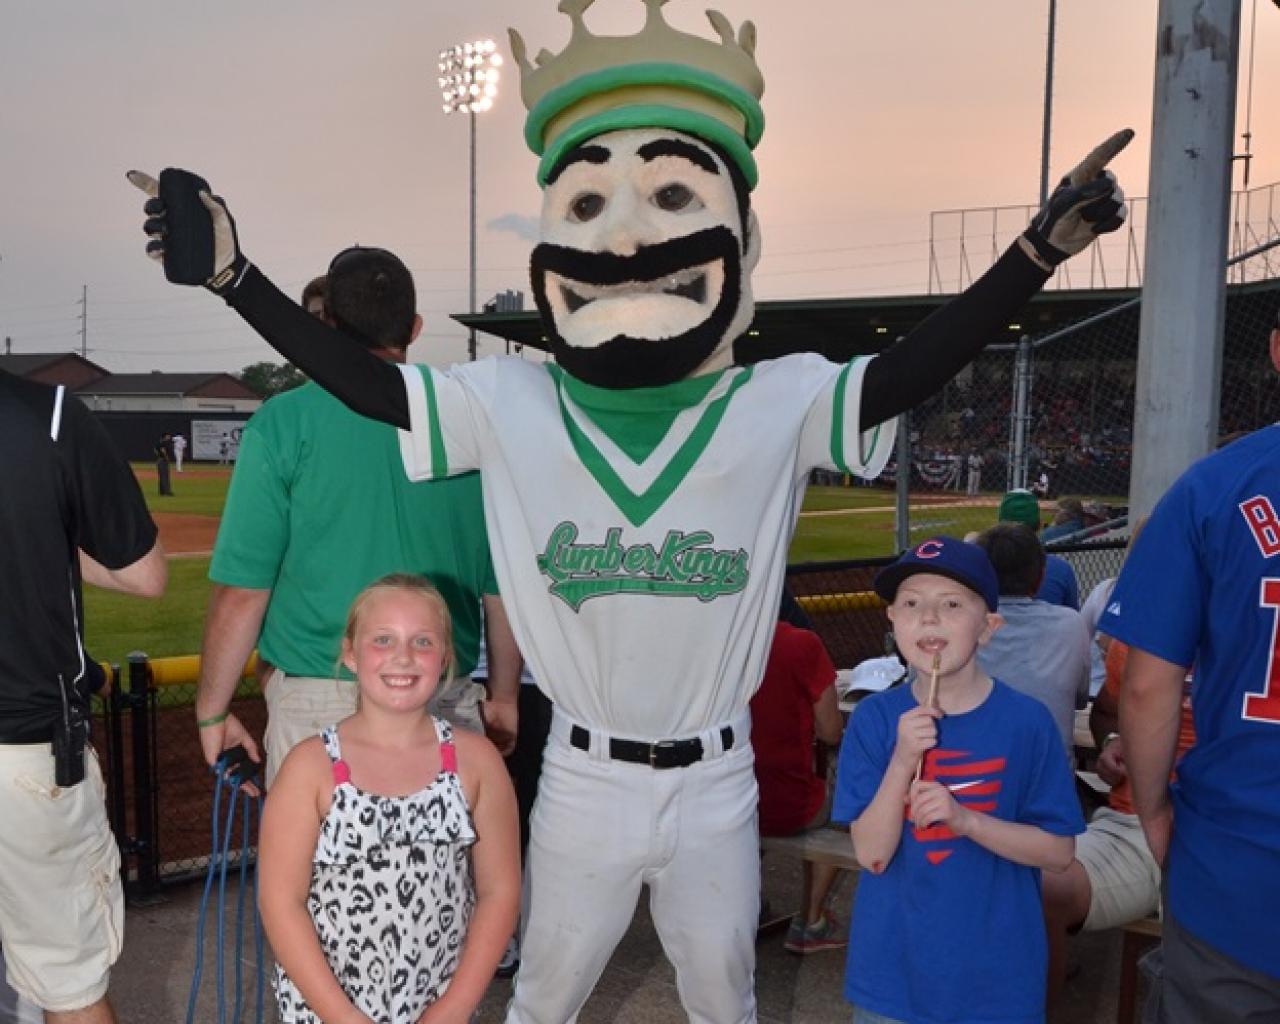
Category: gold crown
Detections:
[{"x1": 510, "y1": 0, "x2": 766, "y2": 188}]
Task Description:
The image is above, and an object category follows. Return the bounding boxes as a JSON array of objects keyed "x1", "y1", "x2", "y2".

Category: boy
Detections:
[{"x1": 834, "y1": 537, "x2": 1083, "y2": 1024}]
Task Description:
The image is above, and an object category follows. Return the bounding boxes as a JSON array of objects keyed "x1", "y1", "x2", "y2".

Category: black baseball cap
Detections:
[{"x1": 874, "y1": 536, "x2": 1000, "y2": 612}]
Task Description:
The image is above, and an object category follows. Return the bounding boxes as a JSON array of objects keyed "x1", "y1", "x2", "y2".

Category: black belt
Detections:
[{"x1": 569, "y1": 724, "x2": 734, "y2": 769}]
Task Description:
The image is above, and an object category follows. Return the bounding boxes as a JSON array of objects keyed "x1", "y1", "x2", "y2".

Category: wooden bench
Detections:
[
  {"x1": 757, "y1": 828, "x2": 861, "y2": 937},
  {"x1": 1117, "y1": 916, "x2": 1162, "y2": 1024},
  {"x1": 761, "y1": 826, "x2": 861, "y2": 871}
]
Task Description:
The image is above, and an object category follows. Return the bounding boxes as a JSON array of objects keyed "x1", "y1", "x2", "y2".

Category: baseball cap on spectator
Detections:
[
  {"x1": 874, "y1": 536, "x2": 1000, "y2": 612},
  {"x1": 998, "y1": 489, "x2": 1042, "y2": 530}
]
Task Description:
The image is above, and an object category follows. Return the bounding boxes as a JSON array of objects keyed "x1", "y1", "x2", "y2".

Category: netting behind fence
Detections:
[{"x1": 878, "y1": 240, "x2": 1280, "y2": 548}]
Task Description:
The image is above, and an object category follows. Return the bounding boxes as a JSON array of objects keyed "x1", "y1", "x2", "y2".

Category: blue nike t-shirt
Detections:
[
  {"x1": 833, "y1": 680, "x2": 1083, "y2": 1024},
  {"x1": 1100, "y1": 425, "x2": 1280, "y2": 979}
]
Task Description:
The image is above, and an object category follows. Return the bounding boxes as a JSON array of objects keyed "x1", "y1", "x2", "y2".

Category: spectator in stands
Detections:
[
  {"x1": 998, "y1": 488, "x2": 1080, "y2": 609},
  {"x1": 1041, "y1": 639, "x2": 1195, "y2": 1003},
  {"x1": 1040, "y1": 497, "x2": 1087, "y2": 543},
  {"x1": 750, "y1": 614, "x2": 846, "y2": 954},
  {"x1": 975, "y1": 523, "x2": 1091, "y2": 759},
  {"x1": 1, "y1": 367, "x2": 167, "y2": 1023},
  {"x1": 300, "y1": 275, "x2": 327, "y2": 318}
]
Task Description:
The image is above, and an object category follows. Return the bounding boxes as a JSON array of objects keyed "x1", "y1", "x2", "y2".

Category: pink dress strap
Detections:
[{"x1": 440, "y1": 740, "x2": 457, "y2": 774}]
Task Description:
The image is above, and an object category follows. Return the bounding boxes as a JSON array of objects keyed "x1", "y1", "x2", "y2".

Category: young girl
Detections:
[{"x1": 259, "y1": 573, "x2": 520, "y2": 1024}]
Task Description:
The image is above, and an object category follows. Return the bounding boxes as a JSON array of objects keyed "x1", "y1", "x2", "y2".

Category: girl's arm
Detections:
[
  {"x1": 909, "y1": 780, "x2": 1075, "y2": 872},
  {"x1": 849, "y1": 705, "x2": 940, "y2": 873},
  {"x1": 258, "y1": 740, "x2": 372, "y2": 1024},
  {"x1": 419, "y1": 734, "x2": 521, "y2": 1024}
]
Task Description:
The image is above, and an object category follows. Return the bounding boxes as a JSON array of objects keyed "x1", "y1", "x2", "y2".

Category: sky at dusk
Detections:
[{"x1": 1, "y1": 0, "x2": 1277, "y2": 375}]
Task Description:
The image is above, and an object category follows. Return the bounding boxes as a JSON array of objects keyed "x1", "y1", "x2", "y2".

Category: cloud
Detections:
[{"x1": 488, "y1": 213, "x2": 540, "y2": 242}]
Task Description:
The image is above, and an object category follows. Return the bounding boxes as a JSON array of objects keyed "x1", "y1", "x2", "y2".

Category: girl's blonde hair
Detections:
[{"x1": 342, "y1": 572, "x2": 457, "y2": 682}]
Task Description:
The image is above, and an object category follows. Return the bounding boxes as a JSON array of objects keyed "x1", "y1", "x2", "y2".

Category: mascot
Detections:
[{"x1": 131, "y1": 1, "x2": 1129, "y2": 1019}]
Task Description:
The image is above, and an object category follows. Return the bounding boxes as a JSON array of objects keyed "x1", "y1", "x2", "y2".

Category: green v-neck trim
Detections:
[
  {"x1": 553, "y1": 367, "x2": 727, "y2": 462},
  {"x1": 548, "y1": 365, "x2": 754, "y2": 527}
]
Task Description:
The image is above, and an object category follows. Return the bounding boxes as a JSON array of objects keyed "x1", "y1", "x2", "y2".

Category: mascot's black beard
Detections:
[{"x1": 530, "y1": 226, "x2": 743, "y2": 389}]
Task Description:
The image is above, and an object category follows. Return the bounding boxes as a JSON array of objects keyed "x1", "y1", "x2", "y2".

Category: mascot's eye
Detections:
[
  {"x1": 569, "y1": 192, "x2": 605, "y2": 223},
  {"x1": 653, "y1": 183, "x2": 699, "y2": 213}
]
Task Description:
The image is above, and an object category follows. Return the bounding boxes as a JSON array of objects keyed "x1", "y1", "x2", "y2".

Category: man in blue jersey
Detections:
[{"x1": 1100, "y1": 310, "x2": 1280, "y2": 1020}]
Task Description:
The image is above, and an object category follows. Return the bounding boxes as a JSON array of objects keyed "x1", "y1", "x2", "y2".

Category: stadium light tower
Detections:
[{"x1": 440, "y1": 39, "x2": 502, "y2": 361}]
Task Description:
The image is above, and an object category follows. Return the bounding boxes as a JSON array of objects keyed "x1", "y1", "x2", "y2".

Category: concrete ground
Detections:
[{"x1": 110, "y1": 854, "x2": 1139, "y2": 1022}]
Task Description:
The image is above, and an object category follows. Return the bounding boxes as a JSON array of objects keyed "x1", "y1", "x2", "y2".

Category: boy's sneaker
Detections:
[
  {"x1": 495, "y1": 936, "x2": 520, "y2": 979},
  {"x1": 782, "y1": 910, "x2": 848, "y2": 955}
]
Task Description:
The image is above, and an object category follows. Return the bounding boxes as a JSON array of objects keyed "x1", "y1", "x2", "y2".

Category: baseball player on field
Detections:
[{"x1": 129, "y1": 2, "x2": 1130, "y2": 1018}]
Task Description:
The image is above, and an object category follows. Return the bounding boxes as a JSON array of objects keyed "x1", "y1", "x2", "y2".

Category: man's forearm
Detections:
[
  {"x1": 1120, "y1": 648, "x2": 1187, "y2": 821},
  {"x1": 197, "y1": 584, "x2": 270, "y2": 718},
  {"x1": 481, "y1": 594, "x2": 522, "y2": 704}
]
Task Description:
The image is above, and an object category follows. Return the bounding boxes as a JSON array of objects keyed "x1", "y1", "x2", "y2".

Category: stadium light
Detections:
[{"x1": 440, "y1": 39, "x2": 503, "y2": 361}]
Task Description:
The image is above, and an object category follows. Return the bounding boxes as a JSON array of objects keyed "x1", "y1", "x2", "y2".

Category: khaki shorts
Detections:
[
  {"x1": 263, "y1": 671, "x2": 485, "y2": 788},
  {"x1": 0, "y1": 744, "x2": 123, "y2": 1012},
  {"x1": 1077, "y1": 806, "x2": 1162, "y2": 931}
]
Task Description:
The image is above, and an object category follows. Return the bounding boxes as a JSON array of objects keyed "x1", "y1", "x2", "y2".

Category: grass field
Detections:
[{"x1": 83, "y1": 463, "x2": 1008, "y2": 662}]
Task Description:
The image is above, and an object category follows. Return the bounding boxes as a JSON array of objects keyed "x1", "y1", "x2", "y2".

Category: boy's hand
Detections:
[
  {"x1": 909, "y1": 779, "x2": 972, "y2": 833},
  {"x1": 891, "y1": 704, "x2": 941, "y2": 773}
]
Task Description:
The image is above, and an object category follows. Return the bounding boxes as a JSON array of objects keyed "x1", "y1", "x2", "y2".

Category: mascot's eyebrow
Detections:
[
  {"x1": 637, "y1": 138, "x2": 719, "y2": 175},
  {"x1": 546, "y1": 144, "x2": 612, "y2": 185}
]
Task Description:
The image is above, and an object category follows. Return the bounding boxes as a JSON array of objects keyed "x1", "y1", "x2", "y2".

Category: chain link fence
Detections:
[{"x1": 869, "y1": 237, "x2": 1280, "y2": 556}]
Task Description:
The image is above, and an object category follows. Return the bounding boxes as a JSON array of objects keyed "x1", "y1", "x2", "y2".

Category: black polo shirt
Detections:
[{"x1": 0, "y1": 369, "x2": 157, "y2": 740}]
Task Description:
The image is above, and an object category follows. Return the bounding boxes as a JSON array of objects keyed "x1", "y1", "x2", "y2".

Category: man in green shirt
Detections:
[{"x1": 193, "y1": 248, "x2": 519, "y2": 785}]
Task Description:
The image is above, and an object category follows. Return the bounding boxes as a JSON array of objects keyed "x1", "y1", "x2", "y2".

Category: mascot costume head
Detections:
[{"x1": 513, "y1": 0, "x2": 765, "y2": 389}]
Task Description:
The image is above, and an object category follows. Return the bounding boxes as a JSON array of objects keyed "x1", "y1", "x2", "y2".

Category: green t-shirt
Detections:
[{"x1": 210, "y1": 381, "x2": 495, "y2": 679}]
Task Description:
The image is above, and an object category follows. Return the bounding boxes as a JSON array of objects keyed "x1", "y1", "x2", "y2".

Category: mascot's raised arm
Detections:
[{"x1": 130, "y1": 2, "x2": 1129, "y2": 1020}]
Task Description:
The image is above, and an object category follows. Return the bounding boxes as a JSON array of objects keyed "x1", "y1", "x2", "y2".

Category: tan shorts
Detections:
[
  {"x1": 262, "y1": 672, "x2": 359, "y2": 788},
  {"x1": 0, "y1": 744, "x2": 123, "y2": 1012},
  {"x1": 263, "y1": 671, "x2": 485, "y2": 788},
  {"x1": 1077, "y1": 806, "x2": 1162, "y2": 931}
]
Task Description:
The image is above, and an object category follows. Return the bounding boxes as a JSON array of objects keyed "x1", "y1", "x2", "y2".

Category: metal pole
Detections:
[
  {"x1": 468, "y1": 109, "x2": 478, "y2": 362},
  {"x1": 1130, "y1": 0, "x2": 1241, "y2": 521},
  {"x1": 1009, "y1": 337, "x2": 1033, "y2": 491},
  {"x1": 1039, "y1": 0, "x2": 1058, "y2": 206},
  {"x1": 895, "y1": 410, "x2": 911, "y2": 553},
  {"x1": 127, "y1": 652, "x2": 161, "y2": 900}
]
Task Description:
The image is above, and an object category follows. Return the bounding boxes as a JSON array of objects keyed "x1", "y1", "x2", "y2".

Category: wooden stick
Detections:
[{"x1": 913, "y1": 653, "x2": 942, "y2": 784}]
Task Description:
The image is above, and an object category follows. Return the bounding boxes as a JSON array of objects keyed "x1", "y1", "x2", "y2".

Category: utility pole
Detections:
[
  {"x1": 78, "y1": 285, "x2": 88, "y2": 357},
  {"x1": 1130, "y1": 0, "x2": 1241, "y2": 521}
]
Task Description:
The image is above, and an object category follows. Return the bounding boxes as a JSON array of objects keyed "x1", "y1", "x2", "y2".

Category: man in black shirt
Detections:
[
  {"x1": 0, "y1": 368, "x2": 166, "y2": 1022},
  {"x1": 154, "y1": 431, "x2": 174, "y2": 496}
]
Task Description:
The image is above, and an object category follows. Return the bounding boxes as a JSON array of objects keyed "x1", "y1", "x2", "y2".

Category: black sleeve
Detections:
[
  {"x1": 860, "y1": 244, "x2": 1050, "y2": 429},
  {"x1": 226, "y1": 265, "x2": 410, "y2": 430},
  {"x1": 61, "y1": 398, "x2": 158, "y2": 569}
]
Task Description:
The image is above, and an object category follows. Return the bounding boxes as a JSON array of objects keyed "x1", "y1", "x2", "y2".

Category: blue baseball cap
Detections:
[{"x1": 874, "y1": 536, "x2": 1000, "y2": 612}]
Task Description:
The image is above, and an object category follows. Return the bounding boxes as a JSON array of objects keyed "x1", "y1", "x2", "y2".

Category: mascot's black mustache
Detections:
[{"x1": 531, "y1": 226, "x2": 737, "y2": 288}]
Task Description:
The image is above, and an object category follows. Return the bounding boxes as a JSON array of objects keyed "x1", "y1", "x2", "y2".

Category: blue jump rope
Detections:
[{"x1": 187, "y1": 745, "x2": 267, "y2": 1024}]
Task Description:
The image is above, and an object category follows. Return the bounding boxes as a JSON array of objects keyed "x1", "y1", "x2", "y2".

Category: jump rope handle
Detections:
[{"x1": 215, "y1": 744, "x2": 262, "y2": 791}]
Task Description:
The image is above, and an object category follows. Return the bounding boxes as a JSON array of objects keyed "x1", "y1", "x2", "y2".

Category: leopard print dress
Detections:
[{"x1": 274, "y1": 718, "x2": 477, "y2": 1023}]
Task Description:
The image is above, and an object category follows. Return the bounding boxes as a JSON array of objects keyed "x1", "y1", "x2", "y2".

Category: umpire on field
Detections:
[{"x1": 0, "y1": 367, "x2": 167, "y2": 1023}]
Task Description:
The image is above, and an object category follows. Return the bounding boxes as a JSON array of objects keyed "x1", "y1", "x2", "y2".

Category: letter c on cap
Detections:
[{"x1": 916, "y1": 540, "x2": 944, "y2": 559}]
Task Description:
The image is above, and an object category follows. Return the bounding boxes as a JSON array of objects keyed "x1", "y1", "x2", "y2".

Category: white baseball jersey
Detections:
[{"x1": 398, "y1": 352, "x2": 893, "y2": 738}]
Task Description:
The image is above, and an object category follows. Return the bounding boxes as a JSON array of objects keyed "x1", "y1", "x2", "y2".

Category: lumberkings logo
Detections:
[{"x1": 537, "y1": 521, "x2": 750, "y2": 611}]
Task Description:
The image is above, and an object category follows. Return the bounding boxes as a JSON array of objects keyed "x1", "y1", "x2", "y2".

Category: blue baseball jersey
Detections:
[
  {"x1": 833, "y1": 680, "x2": 1083, "y2": 1023},
  {"x1": 1100, "y1": 425, "x2": 1280, "y2": 979}
]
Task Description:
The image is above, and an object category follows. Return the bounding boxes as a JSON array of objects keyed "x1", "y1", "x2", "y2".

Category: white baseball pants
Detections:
[{"x1": 506, "y1": 709, "x2": 759, "y2": 1024}]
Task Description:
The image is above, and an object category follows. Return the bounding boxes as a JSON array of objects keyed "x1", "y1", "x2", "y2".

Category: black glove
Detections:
[
  {"x1": 127, "y1": 168, "x2": 249, "y2": 296},
  {"x1": 1019, "y1": 129, "x2": 1133, "y2": 272}
]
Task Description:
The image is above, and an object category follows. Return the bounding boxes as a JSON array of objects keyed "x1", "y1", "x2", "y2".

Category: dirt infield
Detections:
[{"x1": 154, "y1": 513, "x2": 220, "y2": 556}]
